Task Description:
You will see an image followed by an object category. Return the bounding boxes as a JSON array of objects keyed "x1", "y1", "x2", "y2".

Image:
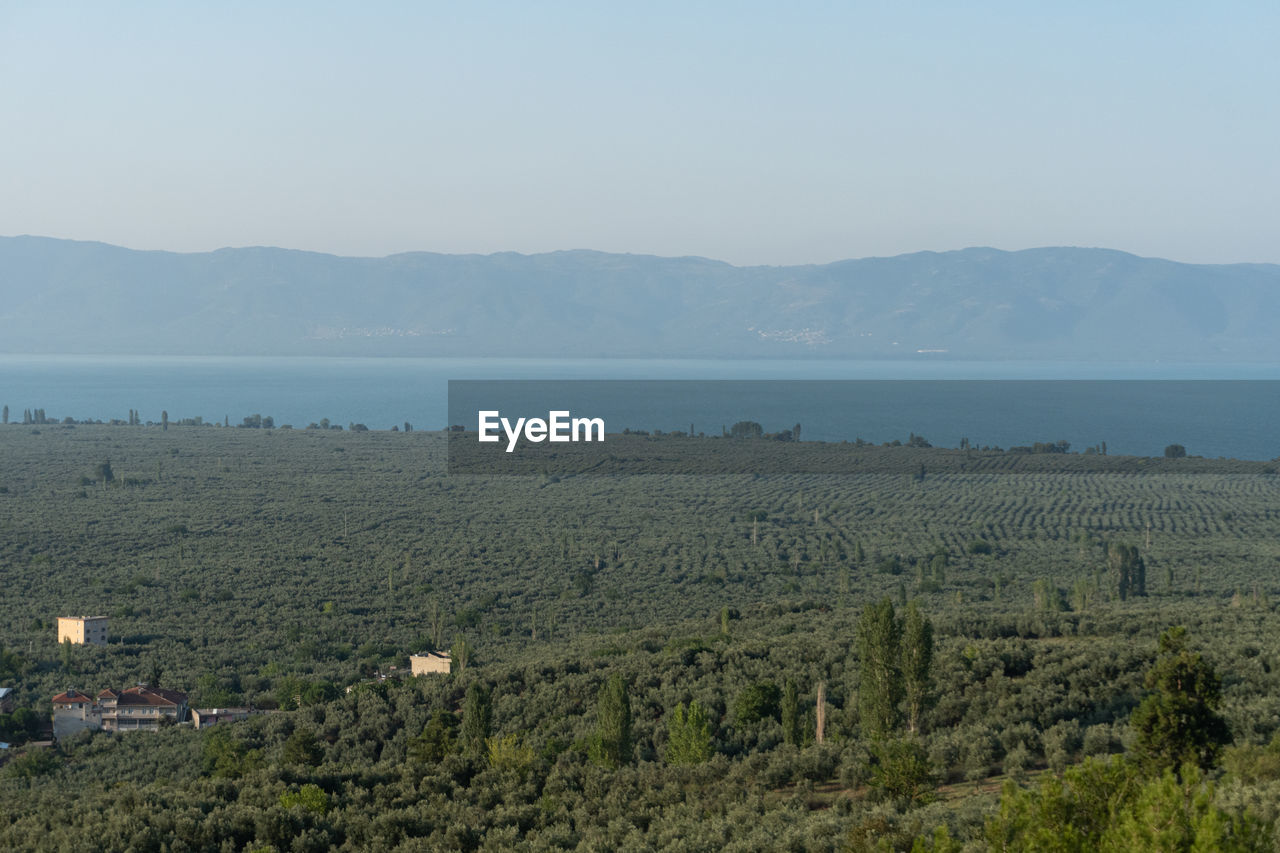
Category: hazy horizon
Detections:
[
  {"x1": 3, "y1": 3, "x2": 1278, "y2": 267},
  {"x1": 6, "y1": 233, "x2": 1279, "y2": 270}
]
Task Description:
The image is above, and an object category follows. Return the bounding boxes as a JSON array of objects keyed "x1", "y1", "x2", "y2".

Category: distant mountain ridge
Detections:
[{"x1": 3, "y1": 235, "x2": 1279, "y2": 360}]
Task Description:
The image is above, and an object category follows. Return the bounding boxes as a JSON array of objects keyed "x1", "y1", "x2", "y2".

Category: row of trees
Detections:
[{"x1": 857, "y1": 598, "x2": 934, "y2": 737}]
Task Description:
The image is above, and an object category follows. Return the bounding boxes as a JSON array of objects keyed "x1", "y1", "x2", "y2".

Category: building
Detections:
[
  {"x1": 0, "y1": 687, "x2": 14, "y2": 714},
  {"x1": 191, "y1": 707, "x2": 254, "y2": 730},
  {"x1": 51, "y1": 689, "x2": 98, "y2": 739},
  {"x1": 57, "y1": 616, "x2": 108, "y2": 646},
  {"x1": 98, "y1": 686, "x2": 189, "y2": 732},
  {"x1": 51, "y1": 685, "x2": 189, "y2": 738},
  {"x1": 409, "y1": 651, "x2": 452, "y2": 675}
]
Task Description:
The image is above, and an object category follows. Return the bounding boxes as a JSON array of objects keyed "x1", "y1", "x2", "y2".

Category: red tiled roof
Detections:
[
  {"x1": 52, "y1": 689, "x2": 91, "y2": 703},
  {"x1": 116, "y1": 686, "x2": 187, "y2": 707},
  {"x1": 97, "y1": 688, "x2": 120, "y2": 700}
]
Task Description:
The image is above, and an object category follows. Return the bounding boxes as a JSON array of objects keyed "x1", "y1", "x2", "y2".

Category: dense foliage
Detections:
[{"x1": 1, "y1": 424, "x2": 1279, "y2": 850}]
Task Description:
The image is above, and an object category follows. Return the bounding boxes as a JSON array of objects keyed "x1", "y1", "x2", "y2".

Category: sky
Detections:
[{"x1": 2, "y1": 2, "x2": 1278, "y2": 266}]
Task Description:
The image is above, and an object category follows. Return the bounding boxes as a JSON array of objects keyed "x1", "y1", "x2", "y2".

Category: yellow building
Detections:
[
  {"x1": 57, "y1": 615, "x2": 108, "y2": 646},
  {"x1": 409, "y1": 651, "x2": 452, "y2": 675}
]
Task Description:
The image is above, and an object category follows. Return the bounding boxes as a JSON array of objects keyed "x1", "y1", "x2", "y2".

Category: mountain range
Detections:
[{"x1": 3, "y1": 235, "x2": 1279, "y2": 360}]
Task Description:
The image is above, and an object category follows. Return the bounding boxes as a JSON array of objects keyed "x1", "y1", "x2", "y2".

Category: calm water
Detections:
[{"x1": 2, "y1": 355, "x2": 1280, "y2": 459}]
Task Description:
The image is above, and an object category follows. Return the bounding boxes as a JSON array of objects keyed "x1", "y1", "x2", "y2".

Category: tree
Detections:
[
  {"x1": 94, "y1": 460, "x2": 114, "y2": 484},
  {"x1": 409, "y1": 710, "x2": 459, "y2": 762},
  {"x1": 2, "y1": 404, "x2": 7, "y2": 424},
  {"x1": 427, "y1": 599, "x2": 444, "y2": 649},
  {"x1": 161, "y1": 410, "x2": 168, "y2": 431},
  {"x1": 60, "y1": 637, "x2": 73, "y2": 673},
  {"x1": 901, "y1": 601, "x2": 933, "y2": 735},
  {"x1": 1109, "y1": 543, "x2": 1146, "y2": 600},
  {"x1": 734, "y1": 682, "x2": 781, "y2": 725},
  {"x1": 729, "y1": 421, "x2": 763, "y2": 439},
  {"x1": 280, "y1": 783, "x2": 330, "y2": 815},
  {"x1": 0, "y1": 642, "x2": 25, "y2": 682},
  {"x1": 986, "y1": 756, "x2": 1269, "y2": 852},
  {"x1": 1130, "y1": 627, "x2": 1230, "y2": 776},
  {"x1": 1164, "y1": 444, "x2": 1187, "y2": 459},
  {"x1": 486, "y1": 733, "x2": 535, "y2": 776},
  {"x1": 869, "y1": 738, "x2": 935, "y2": 805},
  {"x1": 460, "y1": 683, "x2": 492, "y2": 756},
  {"x1": 906, "y1": 432, "x2": 931, "y2": 448},
  {"x1": 282, "y1": 729, "x2": 323, "y2": 766},
  {"x1": 781, "y1": 681, "x2": 802, "y2": 746},
  {"x1": 858, "y1": 597, "x2": 903, "y2": 738},
  {"x1": 453, "y1": 635, "x2": 471, "y2": 674},
  {"x1": 590, "y1": 674, "x2": 632, "y2": 768},
  {"x1": 665, "y1": 701, "x2": 712, "y2": 765}
]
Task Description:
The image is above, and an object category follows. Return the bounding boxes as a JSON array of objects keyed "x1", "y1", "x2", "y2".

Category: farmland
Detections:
[{"x1": 2, "y1": 424, "x2": 1280, "y2": 850}]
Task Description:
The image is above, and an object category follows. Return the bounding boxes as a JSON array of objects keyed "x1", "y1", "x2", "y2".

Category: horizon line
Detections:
[{"x1": 8, "y1": 233, "x2": 1277, "y2": 270}]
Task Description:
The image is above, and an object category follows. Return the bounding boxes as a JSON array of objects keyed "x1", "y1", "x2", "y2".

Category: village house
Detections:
[
  {"x1": 51, "y1": 685, "x2": 188, "y2": 738},
  {"x1": 409, "y1": 651, "x2": 452, "y2": 675},
  {"x1": 51, "y1": 689, "x2": 98, "y2": 739},
  {"x1": 57, "y1": 615, "x2": 108, "y2": 646},
  {"x1": 98, "y1": 686, "x2": 189, "y2": 732}
]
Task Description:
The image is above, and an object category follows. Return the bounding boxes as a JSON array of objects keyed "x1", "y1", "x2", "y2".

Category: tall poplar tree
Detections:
[
  {"x1": 858, "y1": 597, "x2": 903, "y2": 738},
  {"x1": 591, "y1": 674, "x2": 632, "y2": 768},
  {"x1": 665, "y1": 701, "x2": 712, "y2": 765},
  {"x1": 1109, "y1": 543, "x2": 1146, "y2": 600},
  {"x1": 460, "y1": 683, "x2": 492, "y2": 755},
  {"x1": 781, "y1": 680, "x2": 802, "y2": 746},
  {"x1": 902, "y1": 600, "x2": 934, "y2": 734}
]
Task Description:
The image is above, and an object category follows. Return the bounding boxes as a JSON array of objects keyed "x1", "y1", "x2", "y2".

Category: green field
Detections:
[{"x1": 2, "y1": 425, "x2": 1279, "y2": 850}]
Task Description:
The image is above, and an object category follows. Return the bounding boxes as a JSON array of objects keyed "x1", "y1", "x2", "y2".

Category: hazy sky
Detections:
[{"x1": 3, "y1": 2, "x2": 1277, "y2": 265}]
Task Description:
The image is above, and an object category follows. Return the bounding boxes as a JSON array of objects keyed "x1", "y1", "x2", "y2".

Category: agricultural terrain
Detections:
[{"x1": 2, "y1": 424, "x2": 1279, "y2": 850}]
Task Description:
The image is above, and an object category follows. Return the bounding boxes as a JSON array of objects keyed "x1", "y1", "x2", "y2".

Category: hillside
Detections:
[{"x1": 4, "y1": 237, "x2": 1280, "y2": 359}]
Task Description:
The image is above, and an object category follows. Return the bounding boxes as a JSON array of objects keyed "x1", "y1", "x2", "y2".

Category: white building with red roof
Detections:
[{"x1": 51, "y1": 685, "x2": 189, "y2": 738}]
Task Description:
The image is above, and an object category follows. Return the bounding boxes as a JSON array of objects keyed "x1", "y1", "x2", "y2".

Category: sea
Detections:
[{"x1": 3, "y1": 355, "x2": 1280, "y2": 460}]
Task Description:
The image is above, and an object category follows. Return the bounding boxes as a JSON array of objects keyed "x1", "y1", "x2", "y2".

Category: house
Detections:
[
  {"x1": 0, "y1": 687, "x2": 14, "y2": 714},
  {"x1": 409, "y1": 651, "x2": 452, "y2": 675},
  {"x1": 51, "y1": 689, "x2": 98, "y2": 739},
  {"x1": 98, "y1": 686, "x2": 188, "y2": 732},
  {"x1": 57, "y1": 616, "x2": 108, "y2": 646},
  {"x1": 191, "y1": 707, "x2": 254, "y2": 730},
  {"x1": 51, "y1": 685, "x2": 189, "y2": 738}
]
